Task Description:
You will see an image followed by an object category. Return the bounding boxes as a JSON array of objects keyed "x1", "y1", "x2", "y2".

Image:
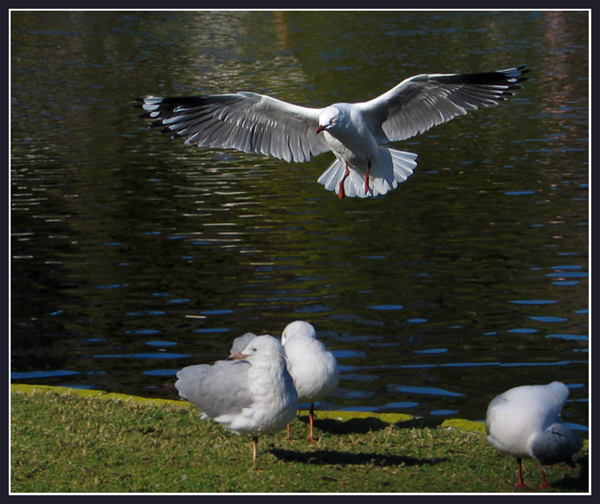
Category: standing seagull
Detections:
[
  {"x1": 230, "y1": 321, "x2": 339, "y2": 441},
  {"x1": 281, "y1": 321, "x2": 339, "y2": 442},
  {"x1": 175, "y1": 335, "x2": 298, "y2": 470},
  {"x1": 485, "y1": 381, "x2": 583, "y2": 489},
  {"x1": 139, "y1": 65, "x2": 527, "y2": 198}
]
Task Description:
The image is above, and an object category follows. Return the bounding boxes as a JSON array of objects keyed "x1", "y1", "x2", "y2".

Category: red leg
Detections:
[
  {"x1": 307, "y1": 403, "x2": 318, "y2": 442},
  {"x1": 252, "y1": 437, "x2": 259, "y2": 470},
  {"x1": 364, "y1": 159, "x2": 372, "y2": 195},
  {"x1": 286, "y1": 422, "x2": 292, "y2": 440},
  {"x1": 539, "y1": 466, "x2": 548, "y2": 490},
  {"x1": 337, "y1": 165, "x2": 350, "y2": 199},
  {"x1": 516, "y1": 458, "x2": 525, "y2": 488}
]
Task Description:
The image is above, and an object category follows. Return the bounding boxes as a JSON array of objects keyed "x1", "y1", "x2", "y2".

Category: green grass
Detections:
[{"x1": 10, "y1": 385, "x2": 588, "y2": 494}]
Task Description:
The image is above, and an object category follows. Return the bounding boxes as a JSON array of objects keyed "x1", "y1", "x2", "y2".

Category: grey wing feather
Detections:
[
  {"x1": 359, "y1": 66, "x2": 528, "y2": 143},
  {"x1": 140, "y1": 92, "x2": 330, "y2": 163},
  {"x1": 175, "y1": 360, "x2": 253, "y2": 418},
  {"x1": 230, "y1": 332, "x2": 258, "y2": 354}
]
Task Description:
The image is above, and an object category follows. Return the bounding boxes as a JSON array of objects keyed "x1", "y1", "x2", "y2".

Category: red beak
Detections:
[{"x1": 316, "y1": 125, "x2": 325, "y2": 134}]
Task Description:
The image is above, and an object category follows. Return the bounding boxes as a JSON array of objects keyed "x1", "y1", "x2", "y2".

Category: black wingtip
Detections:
[{"x1": 511, "y1": 65, "x2": 530, "y2": 82}]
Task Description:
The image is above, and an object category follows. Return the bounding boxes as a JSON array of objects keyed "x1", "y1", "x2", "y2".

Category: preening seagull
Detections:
[
  {"x1": 485, "y1": 381, "x2": 583, "y2": 489},
  {"x1": 175, "y1": 335, "x2": 298, "y2": 470},
  {"x1": 139, "y1": 65, "x2": 528, "y2": 199},
  {"x1": 280, "y1": 321, "x2": 339, "y2": 442}
]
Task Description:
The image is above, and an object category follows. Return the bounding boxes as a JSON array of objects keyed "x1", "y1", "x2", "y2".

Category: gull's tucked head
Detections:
[{"x1": 281, "y1": 320, "x2": 316, "y2": 345}]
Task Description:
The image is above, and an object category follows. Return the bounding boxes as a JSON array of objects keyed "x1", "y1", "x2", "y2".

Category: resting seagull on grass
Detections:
[
  {"x1": 280, "y1": 321, "x2": 339, "y2": 442},
  {"x1": 230, "y1": 321, "x2": 339, "y2": 442},
  {"x1": 175, "y1": 335, "x2": 297, "y2": 470},
  {"x1": 140, "y1": 65, "x2": 528, "y2": 199}
]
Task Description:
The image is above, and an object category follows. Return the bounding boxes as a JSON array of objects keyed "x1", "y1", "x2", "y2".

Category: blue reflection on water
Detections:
[
  {"x1": 388, "y1": 385, "x2": 463, "y2": 397},
  {"x1": 441, "y1": 362, "x2": 499, "y2": 367},
  {"x1": 529, "y1": 316, "x2": 568, "y2": 322},
  {"x1": 369, "y1": 304, "x2": 404, "y2": 311},
  {"x1": 505, "y1": 190, "x2": 535, "y2": 195},
  {"x1": 414, "y1": 348, "x2": 448, "y2": 354},
  {"x1": 143, "y1": 369, "x2": 179, "y2": 376},
  {"x1": 381, "y1": 402, "x2": 420, "y2": 410},
  {"x1": 547, "y1": 334, "x2": 588, "y2": 341},
  {"x1": 334, "y1": 349, "x2": 367, "y2": 359},
  {"x1": 547, "y1": 272, "x2": 588, "y2": 279},
  {"x1": 12, "y1": 370, "x2": 79, "y2": 379},
  {"x1": 500, "y1": 360, "x2": 577, "y2": 367}
]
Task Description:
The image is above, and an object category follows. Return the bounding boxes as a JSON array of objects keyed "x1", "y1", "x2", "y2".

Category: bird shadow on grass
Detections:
[
  {"x1": 270, "y1": 447, "x2": 445, "y2": 467},
  {"x1": 549, "y1": 454, "x2": 589, "y2": 492}
]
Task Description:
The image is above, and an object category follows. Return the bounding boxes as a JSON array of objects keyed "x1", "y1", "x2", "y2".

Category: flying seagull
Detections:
[
  {"x1": 140, "y1": 65, "x2": 528, "y2": 199},
  {"x1": 485, "y1": 381, "x2": 583, "y2": 489},
  {"x1": 175, "y1": 334, "x2": 298, "y2": 470}
]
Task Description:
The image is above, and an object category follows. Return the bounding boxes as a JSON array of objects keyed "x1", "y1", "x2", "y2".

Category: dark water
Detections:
[{"x1": 11, "y1": 10, "x2": 589, "y2": 430}]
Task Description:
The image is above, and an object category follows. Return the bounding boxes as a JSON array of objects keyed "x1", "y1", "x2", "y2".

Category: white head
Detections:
[
  {"x1": 281, "y1": 320, "x2": 317, "y2": 345},
  {"x1": 316, "y1": 106, "x2": 343, "y2": 134},
  {"x1": 230, "y1": 335, "x2": 286, "y2": 362}
]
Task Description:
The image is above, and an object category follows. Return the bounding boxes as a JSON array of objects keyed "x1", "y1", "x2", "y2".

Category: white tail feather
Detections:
[{"x1": 317, "y1": 148, "x2": 418, "y2": 198}]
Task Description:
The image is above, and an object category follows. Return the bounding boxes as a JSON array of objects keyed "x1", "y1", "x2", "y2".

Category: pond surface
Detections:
[{"x1": 11, "y1": 10, "x2": 589, "y2": 429}]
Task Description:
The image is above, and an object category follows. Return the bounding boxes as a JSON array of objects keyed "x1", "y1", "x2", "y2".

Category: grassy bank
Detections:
[{"x1": 10, "y1": 384, "x2": 588, "y2": 494}]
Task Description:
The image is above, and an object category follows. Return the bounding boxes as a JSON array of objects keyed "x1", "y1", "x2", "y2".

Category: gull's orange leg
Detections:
[
  {"x1": 338, "y1": 165, "x2": 350, "y2": 199},
  {"x1": 364, "y1": 159, "x2": 372, "y2": 195},
  {"x1": 516, "y1": 458, "x2": 525, "y2": 488},
  {"x1": 252, "y1": 437, "x2": 259, "y2": 470},
  {"x1": 307, "y1": 403, "x2": 318, "y2": 442}
]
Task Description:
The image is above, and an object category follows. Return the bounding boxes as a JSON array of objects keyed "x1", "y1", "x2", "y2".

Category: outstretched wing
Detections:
[
  {"x1": 359, "y1": 66, "x2": 528, "y2": 143},
  {"x1": 139, "y1": 92, "x2": 330, "y2": 163}
]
